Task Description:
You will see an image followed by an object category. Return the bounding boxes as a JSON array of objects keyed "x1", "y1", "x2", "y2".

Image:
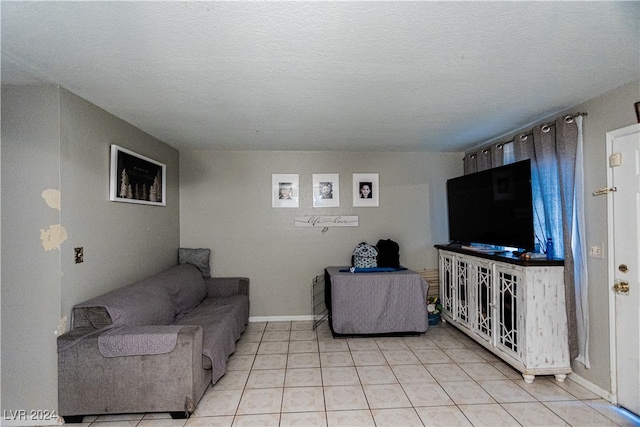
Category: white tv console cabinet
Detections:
[{"x1": 436, "y1": 245, "x2": 571, "y2": 383}]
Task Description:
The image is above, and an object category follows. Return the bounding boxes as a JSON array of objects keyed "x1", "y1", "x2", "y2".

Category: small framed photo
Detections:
[
  {"x1": 313, "y1": 173, "x2": 339, "y2": 208},
  {"x1": 353, "y1": 173, "x2": 379, "y2": 207},
  {"x1": 110, "y1": 145, "x2": 166, "y2": 206},
  {"x1": 272, "y1": 174, "x2": 299, "y2": 208}
]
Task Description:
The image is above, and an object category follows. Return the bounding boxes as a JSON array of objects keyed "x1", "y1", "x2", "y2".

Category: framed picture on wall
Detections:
[
  {"x1": 272, "y1": 174, "x2": 299, "y2": 208},
  {"x1": 353, "y1": 173, "x2": 379, "y2": 207},
  {"x1": 313, "y1": 173, "x2": 339, "y2": 208},
  {"x1": 110, "y1": 145, "x2": 166, "y2": 206}
]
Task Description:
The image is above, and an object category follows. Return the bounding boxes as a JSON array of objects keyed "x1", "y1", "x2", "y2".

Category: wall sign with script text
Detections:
[{"x1": 294, "y1": 216, "x2": 358, "y2": 228}]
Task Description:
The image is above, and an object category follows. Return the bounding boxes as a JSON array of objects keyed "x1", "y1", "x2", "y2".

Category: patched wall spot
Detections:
[
  {"x1": 56, "y1": 316, "x2": 68, "y2": 336},
  {"x1": 40, "y1": 224, "x2": 67, "y2": 251},
  {"x1": 40, "y1": 188, "x2": 66, "y2": 250},
  {"x1": 42, "y1": 188, "x2": 61, "y2": 210}
]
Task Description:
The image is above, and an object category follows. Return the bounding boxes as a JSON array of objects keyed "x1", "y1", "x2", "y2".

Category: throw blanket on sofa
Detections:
[
  {"x1": 175, "y1": 300, "x2": 237, "y2": 379},
  {"x1": 98, "y1": 325, "x2": 185, "y2": 357}
]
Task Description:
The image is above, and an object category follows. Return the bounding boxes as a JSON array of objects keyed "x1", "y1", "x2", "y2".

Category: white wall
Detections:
[
  {"x1": 180, "y1": 150, "x2": 462, "y2": 317},
  {"x1": 1, "y1": 85, "x2": 180, "y2": 425}
]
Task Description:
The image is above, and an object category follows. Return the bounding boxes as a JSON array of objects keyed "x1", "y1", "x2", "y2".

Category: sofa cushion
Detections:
[
  {"x1": 74, "y1": 281, "x2": 175, "y2": 327},
  {"x1": 156, "y1": 264, "x2": 208, "y2": 319},
  {"x1": 175, "y1": 300, "x2": 238, "y2": 383},
  {"x1": 179, "y1": 248, "x2": 212, "y2": 278},
  {"x1": 208, "y1": 295, "x2": 250, "y2": 341},
  {"x1": 73, "y1": 264, "x2": 207, "y2": 327}
]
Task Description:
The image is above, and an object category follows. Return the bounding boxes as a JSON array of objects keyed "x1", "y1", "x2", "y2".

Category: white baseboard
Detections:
[
  {"x1": 249, "y1": 315, "x2": 314, "y2": 323},
  {"x1": 568, "y1": 372, "x2": 612, "y2": 401}
]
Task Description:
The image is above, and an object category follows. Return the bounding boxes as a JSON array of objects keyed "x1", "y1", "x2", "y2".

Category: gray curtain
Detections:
[
  {"x1": 512, "y1": 118, "x2": 579, "y2": 359},
  {"x1": 476, "y1": 148, "x2": 492, "y2": 171},
  {"x1": 491, "y1": 143, "x2": 505, "y2": 169},
  {"x1": 556, "y1": 117, "x2": 579, "y2": 361},
  {"x1": 464, "y1": 143, "x2": 506, "y2": 174},
  {"x1": 463, "y1": 153, "x2": 477, "y2": 175}
]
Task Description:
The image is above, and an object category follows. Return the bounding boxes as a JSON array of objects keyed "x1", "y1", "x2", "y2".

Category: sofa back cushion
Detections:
[
  {"x1": 73, "y1": 281, "x2": 175, "y2": 327},
  {"x1": 156, "y1": 263, "x2": 208, "y2": 319},
  {"x1": 72, "y1": 264, "x2": 207, "y2": 328}
]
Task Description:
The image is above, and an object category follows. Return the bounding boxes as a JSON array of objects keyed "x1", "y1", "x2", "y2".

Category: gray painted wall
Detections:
[
  {"x1": 2, "y1": 85, "x2": 62, "y2": 422},
  {"x1": 179, "y1": 151, "x2": 463, "y2": 317},
  {"x1": 58, "y1": 88, "x2": 180, "y2": 317},
  {"x1": 572, "y1": 80, "x2": 639, "y2": 392},
  {"x1": 1, "y1": 85, "x2": 180, "y2": 424}
]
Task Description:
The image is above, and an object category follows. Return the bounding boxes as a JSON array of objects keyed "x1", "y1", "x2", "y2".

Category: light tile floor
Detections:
[{"x1": 81, "y1": 320, "x2": 640, "y2": 427}]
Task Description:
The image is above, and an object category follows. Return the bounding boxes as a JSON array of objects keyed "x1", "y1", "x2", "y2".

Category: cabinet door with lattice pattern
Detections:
[
  {"x1": 495, "y1": 266, "x2": 523, "y2": 361},
  {"x1": 439, "y1": 252, "x2": 456, "y2": 319},
  {"x1": 473, "y1": 259, "x2": 494, "y2": 343},
  {"x1": 454, "y1": 257, "x2": 472, "y2": 328}
]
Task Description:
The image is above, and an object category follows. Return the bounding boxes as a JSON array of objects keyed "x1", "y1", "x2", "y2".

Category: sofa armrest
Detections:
[
  {"x1": 58, "y1": 325, "x2": 210, "y2": 417},
  {"x1": 205, "y1": 277, "x2": 249, "y2": 298}
]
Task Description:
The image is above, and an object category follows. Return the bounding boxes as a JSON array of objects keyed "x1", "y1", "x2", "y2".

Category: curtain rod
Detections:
[
  {"x1": 469, "y1": 112, "x2": 589, "y2": 156},
  {"x1": 496, "y1": 111, "x2": 589, "y2": 148}
]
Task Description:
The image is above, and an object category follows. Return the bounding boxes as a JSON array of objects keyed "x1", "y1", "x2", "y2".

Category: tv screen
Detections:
[{"x1": 446, "y1": 159, "x2": 535, "y2": 251}]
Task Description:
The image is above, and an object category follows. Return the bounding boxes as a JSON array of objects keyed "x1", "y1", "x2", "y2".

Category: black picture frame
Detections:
[{"x1": 110, "y1": 145, "x2": 166, "y2": 206}]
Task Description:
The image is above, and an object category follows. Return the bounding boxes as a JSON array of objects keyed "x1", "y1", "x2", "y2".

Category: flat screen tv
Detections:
[{"x1": 446, "y1": 159, "x2": 535, "y2": 251}]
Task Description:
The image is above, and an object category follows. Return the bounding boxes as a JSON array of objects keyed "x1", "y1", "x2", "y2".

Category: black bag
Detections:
[{"x1": 376, "y1": 239, "x2": 400, "y2": 268}]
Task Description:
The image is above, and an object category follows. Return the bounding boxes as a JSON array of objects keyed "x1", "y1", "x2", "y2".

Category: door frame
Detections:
[{"x1": 606, "y1": 123, "x2": 640, "y2": 405}]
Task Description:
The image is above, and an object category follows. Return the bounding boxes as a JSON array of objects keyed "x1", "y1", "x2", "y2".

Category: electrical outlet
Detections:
[
  {"x1": 588, "y1": 243, "x2": 604, "y2": 259},
  {"x1": 74, "y1": 247, "x2": 84, "y2": 263}
]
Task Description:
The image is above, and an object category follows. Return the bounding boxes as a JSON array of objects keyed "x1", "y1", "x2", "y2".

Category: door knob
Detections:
[{"x1": 613, "y1": 281, "x2": 630, "y2": 294}]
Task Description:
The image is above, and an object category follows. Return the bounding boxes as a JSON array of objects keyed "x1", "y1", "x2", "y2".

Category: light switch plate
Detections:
[{"x1": 609, "y1": 152, "x2": 622, "y2": 167}]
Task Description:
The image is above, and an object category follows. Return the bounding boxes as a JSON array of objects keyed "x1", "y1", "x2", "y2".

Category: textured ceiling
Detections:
[{"x1": 2, "y1": 1, "x2": 639, "y2": 152}]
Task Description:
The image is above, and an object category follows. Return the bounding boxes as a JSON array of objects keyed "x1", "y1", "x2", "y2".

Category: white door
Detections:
[{"x1": 607, "y1": 124, "x2": 640, "y2": 415}]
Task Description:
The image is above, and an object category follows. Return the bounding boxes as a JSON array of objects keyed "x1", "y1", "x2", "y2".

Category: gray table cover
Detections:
[{"x1": 325, "y1": 267, "x2": 429, "y2": 335}]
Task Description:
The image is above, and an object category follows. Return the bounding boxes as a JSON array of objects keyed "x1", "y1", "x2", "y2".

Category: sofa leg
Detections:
[
  {"x1": 170, "y1": 411, "x2": 189, "y2": 419},
  {"x1": 62, "y1": 415, "x2": 84, "y2": 423}
]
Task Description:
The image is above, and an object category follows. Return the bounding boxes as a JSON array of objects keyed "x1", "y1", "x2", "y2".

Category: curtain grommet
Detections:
[
  {"x1": 542, "y1": 125, "x2": 551, "y2": 133},
  {"x1": 564, "y1": 115, "x2": 574, "y2": 124},
  {"x1": 520, "y1": 134, "x2": 528, "y2": 142}
]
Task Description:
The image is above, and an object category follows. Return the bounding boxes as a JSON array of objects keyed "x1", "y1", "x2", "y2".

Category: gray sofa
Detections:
[{"x1": 57, "y1": 262, "x2": 249, "y2": 423}]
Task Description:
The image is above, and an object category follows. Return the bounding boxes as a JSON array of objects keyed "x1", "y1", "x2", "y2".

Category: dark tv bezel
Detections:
[{"x1": 446, "y1": 159, "x2": 535, "y2": 251}]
